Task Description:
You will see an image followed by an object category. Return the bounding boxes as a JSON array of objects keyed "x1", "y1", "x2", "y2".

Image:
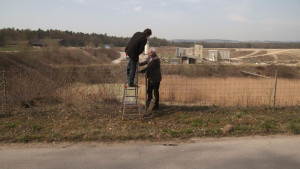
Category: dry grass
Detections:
[
  {"x1": 230, "y1": 50, "x2": 255, "y2": 58},
  {"x1": 277, "y1": 50, "x2": 300, "y2": 59},
  {"x1": 2, "y1": 51, "x2": 300, "y2": 142},
  {"x1": 56, "y1": 83, "x2": 123, "y2": 105},
  {"x1": 2, "y1": 66, "x2": 300, "y2": 111},
  {"x1": 2, "y1": 49, "x2": 300, "y2": 111},
  {"x1": 53, "y1": 75, "x2": 300, "y2": 107},
  {"x1": 137, "y1": 75, "x2": 300, "y2": 107},
  {"x1": 243, "y1": 55, "x2": 275, "y2": 63}
]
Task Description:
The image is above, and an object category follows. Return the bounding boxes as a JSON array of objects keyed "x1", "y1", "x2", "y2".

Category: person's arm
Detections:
[
  {"x1": 139, "y1": 59, "x2": 159, "y2": 73},
  {"x1": 139, "y1": 58, "x2": 148, "y2": 66}
]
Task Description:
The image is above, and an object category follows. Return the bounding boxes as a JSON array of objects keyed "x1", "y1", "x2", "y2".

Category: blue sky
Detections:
[{"x1": 0, "y1": 0, "x2": 299, "y2": 41}]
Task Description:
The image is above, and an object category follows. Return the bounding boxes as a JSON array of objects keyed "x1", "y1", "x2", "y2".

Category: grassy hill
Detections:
[{"x1": 0, "y1": 47, "x2": 119, "y2": 69}]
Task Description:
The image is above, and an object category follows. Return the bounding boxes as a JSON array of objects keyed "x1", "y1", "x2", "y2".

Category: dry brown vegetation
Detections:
[
  {"x1": 242, "y1": 55, "x2": 275, "y2": 63},
  {"x1": 0, "y1": 47, "x2": 119, "y2": 69},
  {"x1": 152, "y1": 76, "x2": 300, "y2": 107},
  {"x1": 0, "y1": 47, "x2": 122, "y2": 112},
  {"x1": 229, "y1": 50, "x2": 254, "y2": 58},
  {"x1": 33, "y1": 75, "x2": 300, "y2": 109},
  {"x1": 1, "y1": 57, "x2": 300, "y2": 112},
  {"x1": 1, "y1": 46, "x2": 300, "y2": 143}
]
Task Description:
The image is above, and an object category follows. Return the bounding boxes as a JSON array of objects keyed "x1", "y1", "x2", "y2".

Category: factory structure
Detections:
[
  {"x1": 139, "y1": 42, "x2": 231, "y2": 65},
  {"x1": 176, "y1": 45, "x2": 203, "y2": 64},
  {"x1": 207, "y1": 49, "x2": 230, "y2": 62},
  {"x1": 175, "y1": 45, "x2": 231, "y2": 64}
]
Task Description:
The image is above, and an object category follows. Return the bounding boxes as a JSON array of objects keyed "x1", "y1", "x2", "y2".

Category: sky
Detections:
[{"x1": 0, "y1": 0, "x2": 300, "y2": 41}]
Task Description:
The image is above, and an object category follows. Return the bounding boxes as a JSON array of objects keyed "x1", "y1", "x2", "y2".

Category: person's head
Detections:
[
  {"x1": 149, "y1": 48, "x2": 157, "y2": 57},
  {"x1": 143, "y1": 28, "x2": 152, "y2": 37}
]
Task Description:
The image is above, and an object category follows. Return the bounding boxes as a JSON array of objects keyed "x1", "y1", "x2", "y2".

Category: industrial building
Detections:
[
  {"x1": 208, "y1": 49, "x2": 230, "y2": 62},
  {"x1": 176, "y1": 45, "x2": 203, "y2": 64}
]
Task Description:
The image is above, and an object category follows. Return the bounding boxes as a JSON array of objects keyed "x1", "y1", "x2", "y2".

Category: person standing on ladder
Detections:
[
  {"x1": 125, "y1": 28, "x2": 152, "y2": 87},
  {"x1": 138, "y1": 48, "x2": 162, "y2": 110}
]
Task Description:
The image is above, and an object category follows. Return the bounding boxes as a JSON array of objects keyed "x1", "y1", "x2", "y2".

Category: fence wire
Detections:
[{"x1": 1, "y1": 65, "x2": 300, "y2": 115}]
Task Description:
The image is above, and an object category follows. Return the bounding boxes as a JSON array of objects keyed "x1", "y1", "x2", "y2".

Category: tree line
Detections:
[
  {"x1": 0, "y1": 28, "x2": 177, "y2": 47},
  {"x1": 1, "y1": 28, "x2": 299, "y2": 49}
]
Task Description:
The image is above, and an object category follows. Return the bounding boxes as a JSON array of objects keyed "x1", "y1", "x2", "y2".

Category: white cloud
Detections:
[
  {"x1": 181, "y1": 0, "x2": 201, "y2": 2},
  {"x1": 58, "y1": 6, "x2": 65, "y2": 10},
  {"x1": 112, "y1": 7, "x2": 119, "y2": 11},
  {"x1": 262, "y1": 18, "x2": 294, "y2": 25},
  {"x1": 227, "y1": 15, "x2": 248, "y2": 23},
  {"x1": 134, "y1": 6, "x2": 142, "y2": 12},
  {"x1": 187, "y1": 0, "x2": 198, "y2": 1},
  {"x1": 76, "y1": 0, "x2": 85, "y2": 3},
  {"x1": 126, "y1": 1, "x2": 139, "y2": 5},
  {"x1": 159, "y1": 2, "x2": 167, "y2": 7}
]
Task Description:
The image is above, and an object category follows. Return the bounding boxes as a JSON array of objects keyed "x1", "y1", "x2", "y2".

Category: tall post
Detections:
[
  {"x1": 3, "y1": 70, "x2": 9, "y2": 115},
  {"x1": 145, "y1": 75, "x2": 148, "y2": 113},
  {"x1": 273, "y1": 69, "x2": 278, "y2": 108}
]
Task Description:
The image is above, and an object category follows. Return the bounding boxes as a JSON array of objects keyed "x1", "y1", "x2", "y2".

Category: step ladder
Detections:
[{"x1": 121, "y1": 64, "x2": 141, "y2": 121}]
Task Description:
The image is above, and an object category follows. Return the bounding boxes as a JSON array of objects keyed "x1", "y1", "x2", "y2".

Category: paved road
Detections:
[
  {"x1": 0, "y1": 135, "x2": 300, "y2": 169},
  {"x1": 112, "y1": 52, "x2": 126, "y2": 64}
]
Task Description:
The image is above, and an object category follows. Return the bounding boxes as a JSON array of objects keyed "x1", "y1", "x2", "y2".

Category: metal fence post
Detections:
[
  {"x1": 2, "y1": 70, "x2": 9, "y2": 115},
  {"x1": 273, "y1": 69, "x2": 278, "y2": 108}
]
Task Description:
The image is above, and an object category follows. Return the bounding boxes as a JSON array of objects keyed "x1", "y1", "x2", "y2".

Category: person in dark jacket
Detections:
[
  {"x1": 125, "y1": 28, "x2": 152, "y2": 87},
  {"x1": 138, "y1": 48, "x2": 162, "y2": 110}
]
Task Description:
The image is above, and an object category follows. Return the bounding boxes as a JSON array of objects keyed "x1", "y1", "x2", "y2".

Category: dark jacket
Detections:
[
  {"x1": 125, "y1": 32, "x2": 148, "y2": 62},
  {"x1": 139, "y1": 56, "x2": 162, "y2": 83}
]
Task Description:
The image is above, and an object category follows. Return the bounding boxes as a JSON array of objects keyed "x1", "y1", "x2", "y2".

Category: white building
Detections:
[
  {"x1": 208, "y1": 50, "x2": 218, "y2": 62},
  {"x1": 176, "y1": 44, "x2": 203, "y2": 64},
  {"x1": 219, "y1": 50, "x2": 230, "y2": 60},
  {"x1": 208, "y1": 49, "x2": 230, "y2": 62}
]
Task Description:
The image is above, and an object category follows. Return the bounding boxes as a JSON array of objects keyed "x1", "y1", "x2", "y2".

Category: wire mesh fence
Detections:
[{"x1": 1, "y1": 64, "x2": 300, "y2": 115}]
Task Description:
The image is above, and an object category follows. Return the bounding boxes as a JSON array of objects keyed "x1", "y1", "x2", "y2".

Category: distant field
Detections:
[{"x1": 156, "y1": 46, "x2": 177, "y2": 58}]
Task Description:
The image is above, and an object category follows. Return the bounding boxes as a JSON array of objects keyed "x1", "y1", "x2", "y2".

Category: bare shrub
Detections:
[{"x1": 5, "y1": 68, "x2": 60, "y2": 108}]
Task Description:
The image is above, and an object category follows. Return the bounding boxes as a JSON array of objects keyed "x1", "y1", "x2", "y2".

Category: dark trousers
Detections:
[
  {"x1": 147, "y1": 82, "x2": 160, "y2": 108},
  {"x1": 127, "y1": 59, "x2": 137, "y2": 84}
]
